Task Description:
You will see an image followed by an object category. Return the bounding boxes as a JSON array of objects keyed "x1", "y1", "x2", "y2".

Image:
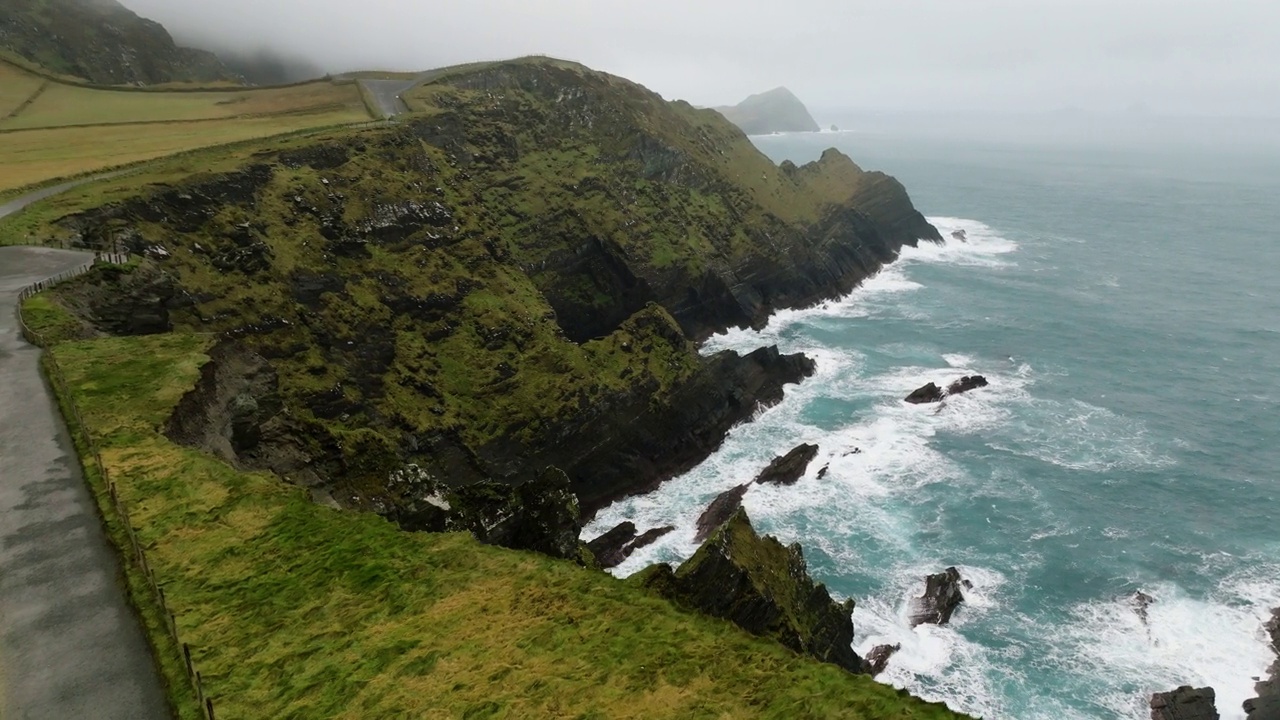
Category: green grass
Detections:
[
  {"x1": 18, "y1": 292, "x2": 87, "y2": 344},
  {"x1": 0, "y1": 62, "x2": 46, "y2": 117},
  {"x1": 0, "y1": 79, "x2": 366, "y2": 130},
  {"x1": 45, "y1": 331, "x2": 968, "y2": 719},
  {"x1": 0, "y1": 60, "x2": 373, "y2": 193}
]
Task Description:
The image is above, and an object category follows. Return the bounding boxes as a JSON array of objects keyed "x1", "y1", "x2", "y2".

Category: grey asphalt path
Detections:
[
  {"x1": 0, "y1": 171, "x2": 127, "y2": 220},
  {"x1": 359, "y1": 78, "x2": 415, "y2": 118},
  {"x1": 0, "y1": 245, "x2": 170, "y2": 718}
]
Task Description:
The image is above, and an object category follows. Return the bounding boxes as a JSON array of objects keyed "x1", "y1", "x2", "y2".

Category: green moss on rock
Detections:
[{"x1": 642, "y1": 508, "x2": 868, "y2": 674}]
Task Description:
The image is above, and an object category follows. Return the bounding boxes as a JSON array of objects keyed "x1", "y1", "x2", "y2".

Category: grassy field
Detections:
[
  {"x1": 0, "y1": 79, "x2": 367, "y2": 130},
  {"x1": 0, "y1": 62, "x2": 46, "y2": 117},
  {"x1": 33, "y1": 322, "x2": 966, "y2": 720},
  {"x1": 0, "y1": 112, "x2": 370, "y2": 194},
  {"x1": 0, "y1": 60, "x2": 373, "y2": 194}
]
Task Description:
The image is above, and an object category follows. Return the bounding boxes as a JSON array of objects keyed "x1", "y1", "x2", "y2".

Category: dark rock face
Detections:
[
  {"x1": 641, "y1": 508, "x2": 866, "y2": 674},
  {"x1": 629, "y1": 525, "x2": 675, "y2": 552},
  {"x1": 1150, "y1": 686, "x2": 1220, "y2": 720},
  {"x1": 947, "y1": 375, "x2": 989, "y2": 396},
  {"x1": 866, "y1": 643, "x2": 901, "y2": 676},
  {"x1": 1244, "y1": 608, "x2": 1280, "y2": 719},
  {"x1": 586, "y1": 522, "x2": 675, "y2": 569},
  {"x1": 531, "y1": 343, "x2": 817, "y2": 516},
  {"x1": 905, "y1": 383, "x2": 944, "y2": 405},
  {"x1": 0, "y1": 0, "x2": 239, "y2": 85},
  {"x1": 587, "y1": 522, "x2": 638, "y2": 568},
  {"x1": 448, "y1": 467, "x2": 584, "y2": 560},
  {"x1": 905, "y1": 376, "x2": 989, "y2": 404},
  {"x1": 754, "y1": 443, "x2": 820, "y2": 486},
  {"x1": 910, "y1": 567, "x2": 967, "y2": 627},
  {"x1": 695, "y1": 484, "x2": 750, "y2": 543}
]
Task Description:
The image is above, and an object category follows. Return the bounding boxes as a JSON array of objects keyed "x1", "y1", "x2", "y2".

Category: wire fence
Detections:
[{"x1": 15, "y1": 251, "x2": 217, "y2": 720}]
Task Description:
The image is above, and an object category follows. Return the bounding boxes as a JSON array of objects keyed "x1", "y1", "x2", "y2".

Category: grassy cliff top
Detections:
[{"x1": 37, "y1": 326, "x2": 969, "y2": 719}]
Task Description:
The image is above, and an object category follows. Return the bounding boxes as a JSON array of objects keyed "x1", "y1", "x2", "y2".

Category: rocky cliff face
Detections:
[
  {"x1": 51, "y1": 57, "x2": 938, "y2": 528},
  {"x1": 715, "y1": 87, "x2": 821, "y2": 135},
  {"x1": 0, "y1": 0, "x2": 237, "y2": 85},
  {"x1": 638, "y1": 508, "x2": 866, "y2": 674}
]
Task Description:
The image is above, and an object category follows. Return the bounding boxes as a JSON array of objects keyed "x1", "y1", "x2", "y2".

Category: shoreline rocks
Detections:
[
  {"x1": 586, "y1": 521, "x2": 675, "y2": 569},
  {"x1": 909, "y1": 567, "x2": 968, "y2": 627},
  {"x1": 904, "y1": 375, "x2": 989, "y2": 405},
  {"x1": 866, "y1": 643, "x2": 901, "y2": 676},
  {"x1": 694, "y1": 484, "x2": 750, "y2": 543},
  {"x1": 753, "y1": 443, "x2": 820, "y2": 486},
  {"x1": 1244, "y1": 608, "x2": 1280, "y2": 719},
  {"x1": 1150, "y1": 686, "x2": 1220, "y2": 720}
]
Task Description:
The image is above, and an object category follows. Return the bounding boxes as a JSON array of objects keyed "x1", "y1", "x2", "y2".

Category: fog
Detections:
[{"x1": 130, "y1": 0, "x2": 1280, "y2": 117}]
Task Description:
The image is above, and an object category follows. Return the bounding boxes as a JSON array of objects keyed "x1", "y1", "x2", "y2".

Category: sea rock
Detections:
[
  {"x1": 1150, "y1": 686, "x2": 1220, "y2": 720},
  {"x1": 947, "y1": 375, "x2": 989, "y2": 396},
  {"x1": 694, "y1": 484, "x2": 750, "y2": 543},
  {"x1": 586, "y1": 522, "x2": 638, "y2": 569},
  {"x1": 754, "y1": 443, "x2": 820, "y2": 486},
  {"x1": 909, "y1": 567, "x2": 967, "y2": 627},
  {"x1": 905, "y1": 376, "x2": 989, "y2": 404},
  {"x1": 588, "y1": 523, "x2": 678, "y2": 569},
  {"x1": 640, "y1": 508, "x2": 866, "y2": 674},
  {"x1": 1132, "y1": 591, "x2": 1156, "y2": 626},
  {"x1": 952, "y1": 229, "x2": 967, "y2": 241},
  {"x1": 1244, "y1": 608, "x2": 1280, "y2": 719},
  {"x1": 866, "y1": 643, "x2": 901, "y2": 676},
  {"x1": 628, "y1": 525, "x2": 675, "y2": 553},
  {"x1": 904, "y1": 382, "x2": 945, "y2": 404}
]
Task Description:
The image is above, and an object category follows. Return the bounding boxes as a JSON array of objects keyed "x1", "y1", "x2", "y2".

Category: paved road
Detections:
[
  {"x1": 359, "y1": 78, "x2": 416, "y2": 118},
  {"x1": 0, "y1": 172, "x2": 127, "y2": 220},
  {"x1": 0, "y1": 248, "x2": 169, "y2": 715}
]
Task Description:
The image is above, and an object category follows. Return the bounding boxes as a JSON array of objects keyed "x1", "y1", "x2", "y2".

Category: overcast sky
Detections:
[{"x1": 129, "y1": 0, "x2": 1280, "y2": 117}]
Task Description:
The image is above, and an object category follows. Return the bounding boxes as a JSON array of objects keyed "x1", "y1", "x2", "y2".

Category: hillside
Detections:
[
  {"x1": 0, "y1": 0, "x2": 237, "y2": 85},
  {"x1": 31, "y1": 57, "x2": 938, "y2": 520},
  {"x1": 716, "y1": 86, "x2": 822, "y2": 134},
  {"x1": 9, "y1": 56, "x2": 953, "y2": 718}
]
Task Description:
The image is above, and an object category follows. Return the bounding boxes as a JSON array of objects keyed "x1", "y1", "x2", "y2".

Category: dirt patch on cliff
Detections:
[{"x1": 164, "y1": 341, "x2": 328, "y2": 491}]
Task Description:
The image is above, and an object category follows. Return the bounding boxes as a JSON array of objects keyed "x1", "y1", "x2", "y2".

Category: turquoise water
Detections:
[{"x1": 586, "y1": 120, "x2": 1280, "y2": 718}]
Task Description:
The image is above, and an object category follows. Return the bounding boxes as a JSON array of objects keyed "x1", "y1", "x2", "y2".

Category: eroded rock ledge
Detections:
[{"x1": 636, "y1": 508, "x2": 866, "y2": 674}]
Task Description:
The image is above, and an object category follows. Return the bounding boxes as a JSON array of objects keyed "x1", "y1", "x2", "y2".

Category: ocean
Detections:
[{"x1": 585, "y1": 115, "x2": 1280, "y2": 719}]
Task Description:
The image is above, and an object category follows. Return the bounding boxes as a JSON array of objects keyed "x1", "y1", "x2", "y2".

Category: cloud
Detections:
[{"x1": 127, "y1": 0, "x2": 1280, "y2": 116}]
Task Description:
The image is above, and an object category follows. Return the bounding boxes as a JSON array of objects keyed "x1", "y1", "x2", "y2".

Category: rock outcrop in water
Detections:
[
  {"x1": 1150, "y1": 686, "x2": 1220, "y2": 720},
  {"x1": 910, "y1": 567, "x2": 968, "y2": 627},
  {"x1": 905, "y1": 382, "x2": 945, "y2": 404},
  {"x1": 754, "y1": 443, "x2": 820, "y2": 486},
  {"x1": 586, "y1": 521, "x2": 676, "y2": 569},
  {"x1": 866, "y1": 643, "x2": 901, "y2": 676},
  {"x1": 1244, "y1": 608, "x2": 1280, "y2": 719},
  {"x1": 1132, "y1": 590, "x2": 1156, "y2": 626},
  {"x1": 905, "y1": 376, "x2": 989, "y2": 404},
  {"x1": 694, "y1": 484, "x2": 751, "y2": 543},
  {"x1": 947, "y1": 375, "x2": 989, "y2": 396},
  {"x1": 638, "y1": 508, "x2": 867, "y2": 674}
]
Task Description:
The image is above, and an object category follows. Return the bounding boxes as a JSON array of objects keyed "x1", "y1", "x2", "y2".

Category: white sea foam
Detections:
[
  {"x1": 1049, "y1": 566, "x2": 1280, "y2": 720},
  {"x1": 585, "y1": 217, "x2": 1280, "y2": 719}
]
